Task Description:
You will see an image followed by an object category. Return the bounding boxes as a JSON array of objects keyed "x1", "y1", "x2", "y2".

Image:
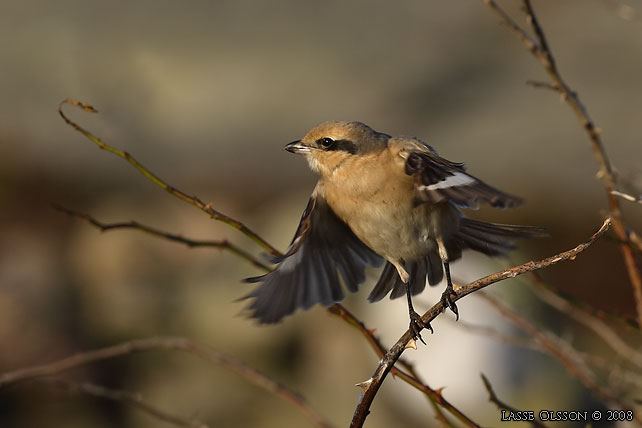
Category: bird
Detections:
[{"x1": 244, "y1": 121, "x2": 545, "y2": 342}]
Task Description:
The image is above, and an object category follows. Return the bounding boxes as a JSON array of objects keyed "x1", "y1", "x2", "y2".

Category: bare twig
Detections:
[
  {"x1": 446, "y1": 318, "x2": 541, "y2": 352},
  {"x1": 54, "y1": 193, "x2": 473, "y2": 424},
  {"x1": 58, "y1": 99, "x2": 281, "y2": 258},
  {"x1": 529, "y1": 274, "x2": 642, "y2": 370},
  {"x1": 37, "y1": 378, "x2": 208, "y2": 428},
  {"x1": 452, "y1": 310, "x2": 642, "y2": 391},
  {"x1": 349, "y1": 219, "x2": 612, "y2": 428},
  {"x1": 612, "y1": 190, "x2": 642, "y2": 204},
  {"x1": 481, "y1": 374, "x2": 550, "y2": 428},
  {"x1": 52, "y1": 204, "x2": 271, "y2": 271},
  {"x1": 630, "y1": 231, "x2": 642, "y2": 253},
  {"x1": 479, "y1": 293, "x2": 641, "y2": 424},
  {"x1": 525, "y1": 79, "x2": 559, "y2": 92},
  {"x1": 484, "y1": 0, "x2": 642, "y2": 328},
  {"x1": 329, "y1": 305, "x2": 481, "y2": 428},
  {"x1": 0, "y1": 336, "x2": 333, "y2": 428}
]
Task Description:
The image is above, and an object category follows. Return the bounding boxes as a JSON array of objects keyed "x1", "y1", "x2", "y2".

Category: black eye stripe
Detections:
[{"x1": 316, "y1": 138, "x2": 357, "y2": 154}]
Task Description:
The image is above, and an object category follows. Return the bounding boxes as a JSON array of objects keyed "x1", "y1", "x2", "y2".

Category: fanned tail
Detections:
[
  {"x1": 367, "y1": 253, "x2": 444, "y2": 302},
  {"x1": 367, "y1": 218, "x2": 546, "y2": 302}
]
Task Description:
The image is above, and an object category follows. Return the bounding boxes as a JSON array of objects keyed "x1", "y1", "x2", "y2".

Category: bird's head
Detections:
[{"x1": 284, "y1": 121, "x2": 388, "y2": 176}]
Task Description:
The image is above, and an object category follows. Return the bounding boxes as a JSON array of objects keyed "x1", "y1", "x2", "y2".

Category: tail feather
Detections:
[
  {"x1": 367, "y1": 219, "x2": 545, "y2": 303},
  {"x1": 455, "y1": 218, "x2": 547, "y2": 257},
  {"x1": 368, "y1": 255, "x2": 442, "y2": 302},
  {"x1": 367, "y1": 262, "x2": 399, "y2": 302}
]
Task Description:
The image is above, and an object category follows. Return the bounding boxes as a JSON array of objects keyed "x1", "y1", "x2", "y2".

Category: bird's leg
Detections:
[
  {"x1": 437, "y1": 237, "x2": 458, "y2": 319},
  {"x1": 392, "y1": 261, "x2": 432, "y2": 344}
]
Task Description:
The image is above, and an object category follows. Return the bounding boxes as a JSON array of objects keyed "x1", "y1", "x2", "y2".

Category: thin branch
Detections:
[
  {"x1": 612, "y1": 190, "x2": 642, "y2": 204},
  {"x1": 529, "y1": 274, "x2": 642, "y2": 370},
  {"x1": 451, "y1": 311, "x2": 642, "y2": 391},
  {"x1": 630, "y1": 231, "x2": 642, "y2": 253},
  {"x1": 481, "y1": 374, "x2": 550, "y2": 428},
  {"x1": 349, "y1": 218, "x2": 612, "y2": 428},
  {"x1": 36, "y1": 378, "x2": 208, "y2": 428},
  {"x1": 55, "y1": 199, "x2": 468, "y2": 425},
  {"x1": 0, "y1": 336, "x2": 333, "y2": 428},
  {"x1": 52, "y1": 204, "x2": 271, "y2": 271},
  {"x1": 328, "y1": 305, "x2": 481, "y2": 428},
  {"x1": 578, "y1": 350, "x2": 642, "y2": 389},
  {"x1": 479, "y1": 293, "x2": 641, "y2": 424},
  {"x1": 484, "y1": 0, "x2": 642, "y2": 329},
  {"x1": 58, "y1": 99, "x2": 281, "y2": 258},
  {"x1": 445, "y1": 318, "x2": 541, "y2": 352},
  {"x1": 55, "y1": 197, "x2": 473, "y2": 424},
  {"x1": 482, "y1": 0, "x2": 539, "y2": 52},
  {"x1": 525, "y1": 79, "x2": 559, "y2": 92},
  {"x1": 524, "y1": 268, "x2": 640, "y2": 330}
]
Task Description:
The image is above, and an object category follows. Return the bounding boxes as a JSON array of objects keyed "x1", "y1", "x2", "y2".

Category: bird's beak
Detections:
[{"x1": 284, "y1": 140, "x2": 311, "y2": 154}]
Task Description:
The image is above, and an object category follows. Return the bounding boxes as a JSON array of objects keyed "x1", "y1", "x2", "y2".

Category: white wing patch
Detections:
[{"x1": 418, "y1": 172, "x2": 476, "y2": 191}]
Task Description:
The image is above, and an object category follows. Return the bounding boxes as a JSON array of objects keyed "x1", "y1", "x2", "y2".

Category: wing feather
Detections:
[
  {"x1": 405, "y1": 150, "x2": 522, "y2": 209},
  {"x1": 244, "y1": 193, "x2": 382, "y2": 323}
]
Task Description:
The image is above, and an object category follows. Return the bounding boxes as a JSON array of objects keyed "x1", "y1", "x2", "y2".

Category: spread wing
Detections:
[
  {"x1": 405, "y1": 148, "x2": 523, "y2": 209},
  {"x1": 243, "y1": 193, "x2": 382, "y2": 324}
]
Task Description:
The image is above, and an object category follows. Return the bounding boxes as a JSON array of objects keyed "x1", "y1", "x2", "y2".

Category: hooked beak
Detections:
[{"x1": 284, "y1": 140, "x2": 311, "y2": 154}]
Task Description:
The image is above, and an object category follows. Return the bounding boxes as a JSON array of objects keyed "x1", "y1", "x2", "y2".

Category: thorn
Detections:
[
  {"x1": 596, "y1": 169, "x2": 606, "y2": 179},
  {"x1": 405, "y1": 338, "x2": 417, "y2": 350},
  {"x1": 367, "y1": 328, "x2": 376, "y2": 335},
  {"x1": 355, "y1": 378, "x2": 373, "y2": 392}
]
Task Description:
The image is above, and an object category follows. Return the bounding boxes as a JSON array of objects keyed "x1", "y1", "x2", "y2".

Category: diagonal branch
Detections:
[
  {"x1": 529, "y1": 273, "x2": 642, "y2": 370},
  {"x1": 58, "y1": 99, "x2": 281, "y2": 258},
  {"x1": 35, "y1": 378, "x2": 208, "y2": 428},
  {"x1": 481, "y1": 374, "x2": 550, "y2": 428},
  {"x1": 349, "y1": 218, "x2": 612, "y2": 428},
  {"x1": 483, "y1": 0, "x2": 642, "y2": 328},
  {"x1": 56, "y1": 198, "x2": 478, "y2": 426},
  {"x1": 52, "y1": 204, "x2": 271, "y2": 271},
  {"x1": 328, "y1": 305, "x2": 480, "y2": 428},
  {"x1": 0, "y1": 336, "x2": 334, "y2": 428},
  {"x1": 480, "y1": 293, "x2": 641, "y2": 424}
]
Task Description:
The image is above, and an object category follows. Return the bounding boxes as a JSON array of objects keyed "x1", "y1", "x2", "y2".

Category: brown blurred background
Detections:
[{"x1": 1, "y1": 1, "x2": 641, "y2": 427}]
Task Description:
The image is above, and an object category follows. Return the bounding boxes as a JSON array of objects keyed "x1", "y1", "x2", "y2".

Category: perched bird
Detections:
[{"x1": 245, "y1": 121, "x2": 544, "y2": 341}]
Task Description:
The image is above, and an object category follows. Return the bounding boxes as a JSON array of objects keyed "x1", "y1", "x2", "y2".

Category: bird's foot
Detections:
[
  {"x1": 440, "y1": 287, "x2": 459, "y2": 320},
  {"x1": 408, "y1": 310, "x2": 432, "y2": 345}
]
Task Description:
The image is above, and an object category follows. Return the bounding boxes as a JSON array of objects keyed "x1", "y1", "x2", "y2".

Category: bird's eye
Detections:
[{"x1": 318, "y1": 137, "x2": 335, "y2": 149}]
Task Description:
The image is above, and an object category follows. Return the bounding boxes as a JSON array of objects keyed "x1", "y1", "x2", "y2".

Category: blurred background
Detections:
[{"x1": 1, "y1": 0, "x2": 641, "y2": 426}]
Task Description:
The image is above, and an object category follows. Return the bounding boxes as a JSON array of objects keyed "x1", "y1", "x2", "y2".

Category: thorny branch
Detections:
[
  {"x1": 529, "y1": 273, "x2": 642, "y2": 370},
  {"x1": 56, "y1": 103, "x2": 481, "y2": 426},
  {"x1": 349, "y1": 218, "x2": 612, "y2": 428},
  {"x1": 0, "y1": 337, "x2": 334, "y2": 428},
  {"x1": 56, "y1": 2, "x2": 642, "y2": 421},
  {"x1": 481, "y1": 374, "x2": 549, "y2": 428},
  {"x1": 52, "y1": 204, "x2": 271, "y2": 271},
  {"x1": 479, "y1": 293, "x2": 641, "y2": 424},
  {"x1": 483, "y1": 0, "x2": 642, "y2": 328},
  {"x1": 58, "y1": 99, "x2": 281, "y2": 258},
  {"x1": 36, "y1": 378, "x2": 208, "y2": 428},
  {"x1": 329, "y1": 305, "x2": 480, "y2": 428}
]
